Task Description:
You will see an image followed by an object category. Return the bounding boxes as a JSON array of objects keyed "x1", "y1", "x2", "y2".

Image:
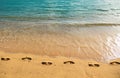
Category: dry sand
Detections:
[{"x1": 0, "y1": 51, "x2": 120, "y2": 78}]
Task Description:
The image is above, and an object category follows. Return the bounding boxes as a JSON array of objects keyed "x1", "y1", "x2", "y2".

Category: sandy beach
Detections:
[
  {"x1": 0, "y1": 0, "x2": 120, "y2": 78},
  {"x1": 0, "y1": 22, "x2": 120, "y2": 62},
  {"x1": 1, "y1": 22, "x2": 120, "y2": 78},
  {"x1": 0, "y1": 51, "x2": 120, "y2": 78}
]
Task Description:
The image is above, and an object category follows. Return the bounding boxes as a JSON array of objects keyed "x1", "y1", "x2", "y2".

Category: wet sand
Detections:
[
  {"x1": 0, "y1": 51, "x2": 120, "y2": 78},
  {"x1": 0, "y1": 21, "x2": 120, "y2": 62}
]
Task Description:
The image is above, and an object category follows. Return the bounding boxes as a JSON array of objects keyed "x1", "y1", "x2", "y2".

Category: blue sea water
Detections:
[{"x1": 0, "y1": 0, "x2": 120, "y2": 23}]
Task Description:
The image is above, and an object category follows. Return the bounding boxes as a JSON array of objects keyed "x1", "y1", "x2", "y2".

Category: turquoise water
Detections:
[{"x1": 0, "y1": 0, "x2": 120, "y2": 23}]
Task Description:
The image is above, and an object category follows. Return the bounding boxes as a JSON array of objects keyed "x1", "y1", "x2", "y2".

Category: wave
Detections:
[
  {"x1": 94, "y1": 9, "x2": 109, "y2": 12},
  {"x1": 0, "y1": 21, "x2": 120, "y2": 27}
]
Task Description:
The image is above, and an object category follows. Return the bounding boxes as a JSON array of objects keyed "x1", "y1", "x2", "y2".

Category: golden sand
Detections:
[{"x1": 0, "y1": 51, "x2": 120, "y2": 78}]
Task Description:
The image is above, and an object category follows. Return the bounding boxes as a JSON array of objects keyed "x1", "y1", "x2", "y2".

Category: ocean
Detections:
[
  {"x1": 0, "y1": 0, "x2": 120, "y2": 23},
  {"x1": 0, "y1": 0, "x2": 120, "y2": 62}
]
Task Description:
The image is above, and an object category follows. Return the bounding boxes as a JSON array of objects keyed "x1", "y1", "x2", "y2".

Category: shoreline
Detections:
[
  {"x1": 1, "y1": 21, "x2": 120, "y2": 26},
  {"x1": 0, "y1": 21, "x2": 120, "y2": 62}
]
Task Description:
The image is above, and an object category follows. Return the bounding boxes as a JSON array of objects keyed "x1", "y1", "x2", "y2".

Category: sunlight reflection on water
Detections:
[
  {"x1": 0, "y1": 22, "x2": 120, "y2": 62},
  {"x1": 104, "y1": 33, "x2": 120, "y2": 61}
]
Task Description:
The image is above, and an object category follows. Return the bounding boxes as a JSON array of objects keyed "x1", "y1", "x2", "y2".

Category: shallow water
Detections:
[
  {"x1": 0, "y1": 0, "x2": 120, "y2": 62},
  {"x1": 0, "y1": 22, "x2": 120, "y2": 62}
]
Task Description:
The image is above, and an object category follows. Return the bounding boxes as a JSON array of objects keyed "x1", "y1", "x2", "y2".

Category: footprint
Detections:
[
  {"x1": 88, "y1": 64, "x2": 94, "y2": 67},
  {"x1": 94, "y1": 64, "x2": 100, "y2": 67},
  {"x1": 110, "y1": 61, "x2": 120, "y2": 65},
  {"x1": 41, "y1": 61, "x2": 53, "y2": 65},
  {"x1": 63, "y1": 61, "x2": 75, "y2": 64},
  {"x1": 88, "y1": 63, "x2": 100, "y2": 67},
  {"x1": 21, "y1": 57, "x2": 32, "y2": 61},
  {"x1": 1, "y1": 57, "x2": 10, "y2": 61}
]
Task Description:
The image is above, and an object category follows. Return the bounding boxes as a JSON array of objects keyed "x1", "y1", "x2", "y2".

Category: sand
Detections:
[
  {"x1": 1, "y1": 22, "x2": 120, "y2": 62},
  {"x1": 0, "y1": 23, "x2": 120, "y2": 78},
  {"x1": 0, "y1": 51, "x2": 120, "y2": 78}
]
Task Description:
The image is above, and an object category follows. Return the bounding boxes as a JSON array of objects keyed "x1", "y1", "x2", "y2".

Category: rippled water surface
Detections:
[
  {"x1": 0, "y1": 0, "x2": 120, "y2": 62},
  {"x1": 0, "y1": 22, "x2": 120, "y2": 62},
  {"x1": 0, "y1": 0, "x2": 120, "y2": 23}
]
